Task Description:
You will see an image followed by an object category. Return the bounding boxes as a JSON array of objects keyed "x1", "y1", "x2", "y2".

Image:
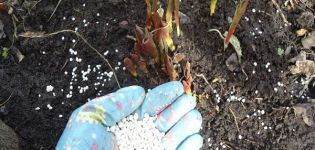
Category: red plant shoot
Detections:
[
  {"x1": 224, "y1": 0, "x2": 249, "y2": 49},
  {"x1": 130, "y1": 54, "x2": 149, "y2": 74},
  {"x1": 164, "y1": 55, "x2": 177, "y2": 80},
  {"x1": 174, "y1": 0, "x2": 180, "y2": 36},
  {"x1": 142, "y1": 31, "x2": 159, "y2": 60},
  {"x1": 124, "y1": 58, "x2": 138, "y2": 77}
]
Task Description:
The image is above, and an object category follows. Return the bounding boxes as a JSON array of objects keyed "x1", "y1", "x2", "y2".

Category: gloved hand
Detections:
[{"x1": 56, "y1": 81, "x2": 203, "y2": 150}]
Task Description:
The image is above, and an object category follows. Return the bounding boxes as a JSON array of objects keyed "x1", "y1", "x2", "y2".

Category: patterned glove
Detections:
[{"x1": 56, "y1": 81, "x2": 203, "y2": 150}]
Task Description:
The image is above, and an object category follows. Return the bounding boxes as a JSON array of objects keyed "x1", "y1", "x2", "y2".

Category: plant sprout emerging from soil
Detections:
[
  {"x1": 165, "y1": 0, "x2": 180, "y2": 36},
  {"x1": 209, "y1": 0, "x2": 249, "y2": 49},
  {"x1": 210, "y1": 0, "x2": 249, "y2": 49},
  {"x1": 124, "y1": 0, "x2": 192, "y2": 94},
  {"x1": 210, "y1": 0, "x2": 218, "y2": 16},
  {"x1": 224, "y1": 0, "x2": 249, "y2": 49}
]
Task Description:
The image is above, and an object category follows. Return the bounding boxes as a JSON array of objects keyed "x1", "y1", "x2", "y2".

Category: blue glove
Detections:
[{"x1": 56, "y1": 81, "x2": 203, "y2": 150}]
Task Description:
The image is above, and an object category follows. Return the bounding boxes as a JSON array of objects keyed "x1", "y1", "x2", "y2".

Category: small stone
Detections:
[{"x1": 119, "y1": 20, "x2": 128, "y2": 28}]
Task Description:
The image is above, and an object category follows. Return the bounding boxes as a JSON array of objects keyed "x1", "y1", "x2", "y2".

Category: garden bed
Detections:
[{"x1": 1, "y1": 0, "x2": 315, "y2": 149}]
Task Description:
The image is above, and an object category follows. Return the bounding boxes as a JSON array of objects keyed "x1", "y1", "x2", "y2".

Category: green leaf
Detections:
[
  {"x1": 2, "y1": 48, "x2": 10, "y2": 59},
  {"x1": 277, "y1": 48, "x2": 284, "y2": 56},
  {"x1": 224, "y1": 32, "x2": 242, "y2": 61}
]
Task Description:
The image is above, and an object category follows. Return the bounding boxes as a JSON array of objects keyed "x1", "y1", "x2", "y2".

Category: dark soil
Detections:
[{"x1": 1, "y1": 0, "x2": 315, "y2": 149}]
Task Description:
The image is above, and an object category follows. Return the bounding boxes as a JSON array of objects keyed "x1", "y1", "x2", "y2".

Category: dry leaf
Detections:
[
  {"x1": 293, "y1": 103, "x2": 315, "y2": 126},
  {"x1": 184, "y1": 61, "x2": 192, "y2": 86},
  {"x1": 289, "y1": 60, "x2": 315, "y2": 77},
  {"x1": 289, "y1": 51, "x2": 306, "y2": 63},
  {"x1": 210, "y1": 0, "x2": 218, "y2": 16},
  {"x1": 174, "y1": 53, "x2": 185, "y2": 63},
  {"x1": 296, "y1": 28, "x2": 307, "y2": 37},
  {"x1": 302, "y1": 31, "x2": 315, "y2": 49},
  {"x1": 19, "y1": 31, "x2": 46, "y2": 38}
]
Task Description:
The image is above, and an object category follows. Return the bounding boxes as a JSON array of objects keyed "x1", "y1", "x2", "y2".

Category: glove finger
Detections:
[
  {"x1": 56, "y1": 109, "x2": 118, "y2": 149},
  {"x1": 140, "y1": 81, "x2": 184, "y2": 118},
  {"x1": 162, "y1": 109, "x2": 202, "y2": 150},
  {"x1": 177, "y1": 134, "x2": 203, "y2": 150},
  {"x1": 88, "y1": 85, "x2": 145, "y2": 126},
  {"x1": 155, "y1": 94, "x2": 196, "y2": 132}
]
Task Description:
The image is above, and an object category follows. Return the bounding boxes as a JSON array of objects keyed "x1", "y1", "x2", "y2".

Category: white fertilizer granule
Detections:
[{"x1": 110, "y1": 113, "x2": 165, "y2": 150}]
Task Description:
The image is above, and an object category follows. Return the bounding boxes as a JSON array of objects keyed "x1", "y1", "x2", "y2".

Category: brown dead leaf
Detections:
[
  {"x1": 302, "y1": 31, "x2": 315, "y2": 49},
  {"x1": 293, "y1": 103, "x2": 315, "y2": 126},
  {"x1": 174, "y1": 53, "x2": 185, "y2": 63},
  {"x1": 19, "y1": 31, "x2": 46, "y2": 38},
  {"x1": 289, "y1": 51, "x2": 306, "y2": 63},
  {"x1": 296, "y1": 28, "x2": 307, "y2": 37},
  {"x1": 184, "y1": 61, "x2": 192, "y2": 86},
  {"x1": 289, "y1": 60, "x2": 315, "y2": 77}
]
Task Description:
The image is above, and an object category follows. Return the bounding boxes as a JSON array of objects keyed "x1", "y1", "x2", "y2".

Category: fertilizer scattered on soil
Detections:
[{"x1": 109, "y1": 113, "x2": 164, "y2": 150}]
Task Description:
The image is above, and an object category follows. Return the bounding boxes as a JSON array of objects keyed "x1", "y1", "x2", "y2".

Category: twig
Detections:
[
  {"x1": 208, "y1": 29, "x2": 225, "y2": 40},
  {"x1": 195, "y1": 73, "x2": 215, "y2": 92},
  {"x1": 0, "y1": 93, "x2": 13, "y2": 107},
  {"x1": 195, "y1": 74, "x2": 210, "y2": 85},
  {"x1": 19, "y1": 30, "x2": 121, "y2": 88},
  {"x1": 48, "y1": 0, "x2": 62, "y2": 21},
  {"x1": 245, "y1": 138, "x2": 257, "y2": 144},
  {"x1": 229, "y1": 107, "x2": 240, "y2": 132},
  {"x1": 126, "y1": 35, "x2": 136, "y2": 41},
  {"x1": 61, "y1": 59, "x2": 68, "y2": 71},
  {"x1": 271, "y1": 0, "x2": 291, "y2": 25},
  {"x1": 31, "y1": 0, "x2": 42, "y2": 10},
  {"x1": 241, "y1": 67, "x2": 249, "y2": 80},
  {"x1": 221, "y1": 141, "x2": 234, "y2": 149}
]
